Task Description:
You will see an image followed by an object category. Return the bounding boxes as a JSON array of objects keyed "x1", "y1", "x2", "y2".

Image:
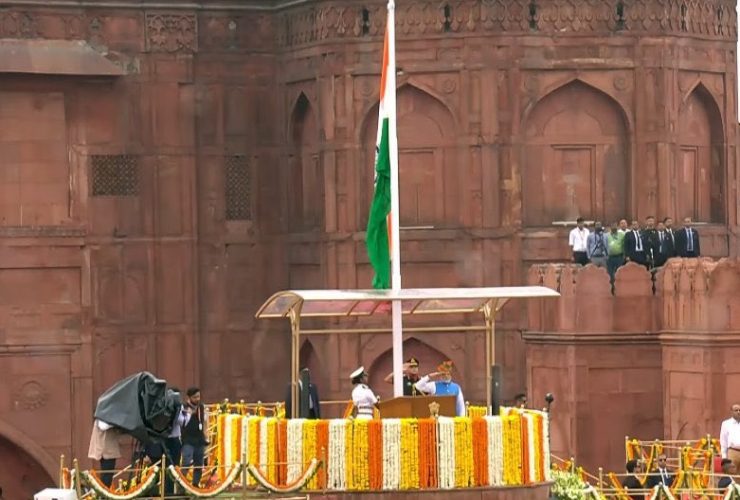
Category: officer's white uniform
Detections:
[{"x1": 350, "y1": 366, "x2": 377, "y2": 419}]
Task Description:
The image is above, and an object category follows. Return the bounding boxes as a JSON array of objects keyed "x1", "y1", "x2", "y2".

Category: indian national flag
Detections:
[{"x1": 366, "y1": 15, "x2": 395, "y2": 290}]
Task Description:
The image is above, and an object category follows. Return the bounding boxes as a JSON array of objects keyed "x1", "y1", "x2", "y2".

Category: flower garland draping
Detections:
[
  {"x1": 169, "y1": 463, "x2": 241, "y2": 498},
  {"x1": 487, "y1": 416, "x2": 504, "y2": 486},
  {"x1": 327, "y1": 419, "x2": 347, "y2": 490},
  {"x1": 248, "y1": 458, "x2": 320, "y2": 494},
  {"x1": 468, "y1": 405, "x2": 488, "y2": 418},
  {"x1": 437, "y1": 417, "x2": 456, "y2": 489},
  {"x1": 83, "y1": 466, "x2": 159, "y2": 500},
  {"x1": 286, "y1": 418, "x2": 303, "y2": 483},
  {"x1": 454, "y1": 417, "x2": 474, "y2": 487},
  {"x1": 400, "y1": 419, "x2": 419, "y2": 490},
  {"x1": 382, "y1": 419, "x2": 401, "y2": 490},
  {"x1": 213, "y1": 410, "x2": 548, "y2": 492}
]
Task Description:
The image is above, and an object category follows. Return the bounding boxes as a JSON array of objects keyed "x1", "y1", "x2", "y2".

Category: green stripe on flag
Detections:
[{"x1": 366, "y1": 117, "x2": 391, "y2": 289}]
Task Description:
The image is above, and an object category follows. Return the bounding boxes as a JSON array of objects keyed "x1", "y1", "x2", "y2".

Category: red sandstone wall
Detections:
[{"x1": 526, "y1": 258, "x2": 740, "y2": 473}]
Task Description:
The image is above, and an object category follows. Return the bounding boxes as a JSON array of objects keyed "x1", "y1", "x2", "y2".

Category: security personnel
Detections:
[{"x1": 350, "y1": 366, "x2": 378, "y2": 419}]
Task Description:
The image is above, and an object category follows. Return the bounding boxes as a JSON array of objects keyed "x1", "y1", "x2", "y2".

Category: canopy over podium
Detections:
[{"x1": 255, "y1": 287, "x2": 559, "y2": 418}]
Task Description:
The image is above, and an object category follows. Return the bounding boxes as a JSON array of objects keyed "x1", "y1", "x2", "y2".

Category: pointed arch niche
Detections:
[
  {"x1": 360, "y1": 85, "x2": 458, "y2": 227},
  {"x1": 367, "y1": 337, "x2": 449, "y2": 400},
  {"x1": 677, "y1": 84, "x2": 725, "y2": 223},
  {"x1": 289, "y1": 93, "x2": 324, "y2": 231},
  {"x1": 522, "y1": 80, "x2": 629, "y2": 226},
  {"x1": 299, "y1": 339, "x2": 327, "y2": 391}
]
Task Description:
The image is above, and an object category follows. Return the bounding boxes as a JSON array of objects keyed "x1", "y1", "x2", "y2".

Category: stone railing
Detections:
[{"x1": 526, "y1": 257, "x2": 740, "y2": 335}]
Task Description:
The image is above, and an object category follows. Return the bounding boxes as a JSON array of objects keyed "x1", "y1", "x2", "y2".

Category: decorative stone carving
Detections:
[
  {"x1": 276, "y1": 0, "x2": 735, "y2": 48},
  {"x1": 146, "y1": 13, "x2": 197, "y2": 53},
  {"x1": 14, "y1": 381, "x2": 48, "y2": 411},
  {"x1": 613, "y1": 75, "x2": 629, "y2": 91},
  {"x1": 0, "y1": 11, "x2": 38, "y2": 38}
]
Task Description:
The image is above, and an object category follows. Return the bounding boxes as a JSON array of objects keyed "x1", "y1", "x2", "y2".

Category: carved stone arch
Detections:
[
  {"x1": 299, "y1": 338, "x2": 327, "y2": 392},
  {"x1": 366, "y1": 337, "x2": 454, "y2": 399},
  {"x1": 359, "y1": 83, "x2": 460, "y2": 229},
  {"x1": 288, "y1": 92, "x2": 324, "y2": 231},
  {"x1": 0, "y1": 417, "x2": 56, "y2": 497},
  {"x1": 356, "y1": 78, "x2": 459, "y2": 143},
  {"x1": 677, "y1": 82, "x2": 725, "y2": 223},
  {"x1": 524, "y1": 76, "x2": 633, "y2": 133},
  {"x1": 521, "y1": 79, "x2": 630, "y2": 227}
]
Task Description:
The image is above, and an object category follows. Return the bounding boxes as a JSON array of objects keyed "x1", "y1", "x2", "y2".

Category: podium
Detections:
[{"x1": 378, "y1": 395, "x2": 456, "y2": 418}]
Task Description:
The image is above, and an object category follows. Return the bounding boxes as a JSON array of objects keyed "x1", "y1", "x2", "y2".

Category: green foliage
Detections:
[{"x1": 551, "y1": 470, "x2": 588, "y2": 500}]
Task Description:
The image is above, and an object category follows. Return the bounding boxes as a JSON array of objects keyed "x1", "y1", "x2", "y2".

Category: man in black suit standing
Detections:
[
  {"x1": 285, "y1": 368, "x2": 321, "y2": 419},
  {"x1": 675, "y1": 217, "x2": 701, "y2": 257},
  {"x1": 653, "y1": 220, "x2": 675, "y2": 268},
  {"x1": 646, "y1": 454, "x2": 673, "y2": 488},
  {"x1": 624, "y1": 220, "x2": 648, "y2": 268}
]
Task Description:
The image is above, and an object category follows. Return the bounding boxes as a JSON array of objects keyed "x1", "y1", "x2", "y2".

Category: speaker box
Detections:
[{"x1": 491, "y1": 364, "x2": 503, "y2": 415}]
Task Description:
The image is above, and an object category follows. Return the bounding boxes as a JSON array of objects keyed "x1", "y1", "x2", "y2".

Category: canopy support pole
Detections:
[
  {"x1": 288, "y1": 304, "x2": 303, "y2": 419},
  {"x1": 483, "y1": 298, "x2": 509, "y2": 415}
]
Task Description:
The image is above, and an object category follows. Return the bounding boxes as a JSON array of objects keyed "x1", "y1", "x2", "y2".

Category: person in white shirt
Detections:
[
  {"x1": 569, "y1": 217, "x2": 590, "y2": 266},
  {"x1": 350, "y1": 366, "x2": 378, "y2": 419},
  {"x1": 720, "y1": 404, "x2": 740, "y2": 470},
  {"x1": 414, "y1": 360, "x2": 466, "y2": 417}
]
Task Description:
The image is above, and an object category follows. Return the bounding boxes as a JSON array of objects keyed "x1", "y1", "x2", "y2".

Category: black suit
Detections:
[
  {"x1": 285, "y1": 382, "x2": 321, "y2": 419},
  {"x1": 622, "y1": 474, "x2": 644, "y2": 500},
  {"x1": 675, "y1": 227, "x2": 701, "y2": 257},
  {"x1": 646, "y1": 468, "x2": 673, "y2": 488},
  {"x1": 653, "y1": 231, "x2": 675, "y2": 267},
  {"x1": 624, "y1": 230, "x2": 648, "y2": 266},
  {"x1": 642, "y1": 228, "x2": 659, "y2": 267}
]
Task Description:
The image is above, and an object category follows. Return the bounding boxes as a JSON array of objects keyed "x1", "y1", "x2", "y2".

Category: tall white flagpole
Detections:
[{"x1": 387, "y1": 0, "x2": 404, "y2": 398}]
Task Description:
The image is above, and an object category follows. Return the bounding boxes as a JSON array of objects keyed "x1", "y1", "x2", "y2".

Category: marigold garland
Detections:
[
  {"x1": 276, "y1": 419, "x2": 288, "y2": 484},
  {"x1": 400, "y1": 419, "x2": 419, "y2": 489},
  {"x1": 502, "y1": 413, "x2": 523, "y2": 485},
  {"x1": 169, "y1": 463, "x2": 241, "y2": 498},
  {"x1": 368, "y1": 419, "x2": 383, "y2": 490},
  {"x1": 454, "y1": 417, "x2": 474, "y2": 488},
  {"x1": 418, "y1": 418, "x2": 438, "y2": 489},
  {"x1": 212, "y1": 412, "x2": 549, "y2": 492},
  {"x1": 468, "y1": 405, "x2": 488, "y2": 418},
  {"x1": 83, "y1": 466, "x2": 159, "y2": 500},
  {"x1": 302, "y1": 419, "x2": 318, "y2": 489},
  {"x1": 472, "y1": 417, "x2": 489, "y2": 486},
  {"x1": 247, "y1": 458, "x2": 319, "y2": 494}
]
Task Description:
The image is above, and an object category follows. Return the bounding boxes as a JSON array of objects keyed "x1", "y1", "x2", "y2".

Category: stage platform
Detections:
[{"x1": 306, "y1": 482, "x2": 552, "y2": 500}]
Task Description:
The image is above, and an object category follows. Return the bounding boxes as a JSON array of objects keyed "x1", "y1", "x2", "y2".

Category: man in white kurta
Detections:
[
  {"x1": 414, "y1": 360, "x2": 466, "y2": 417},
  {"x1": 350, "y1": 366, "x2": 378, "y2": 419},
  {"x1": 720, "y1": 404, "x2": 740, "y2": 470}
]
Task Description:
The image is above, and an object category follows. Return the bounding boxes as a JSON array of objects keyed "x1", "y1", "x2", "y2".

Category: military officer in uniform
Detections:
[
  {"x1": 384, "y1": 357, "x2": 425, "y2": 396},
  {"x1": 350, "y1": 366, "x2": 378, "y2": 419}
]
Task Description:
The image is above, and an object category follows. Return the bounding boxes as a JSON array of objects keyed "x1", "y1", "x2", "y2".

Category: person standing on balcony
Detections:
[
  {"x1": 568, "y1": 217, "x2": 590, "y2": 265},
  {"x1": 586, "y1": 221, "x2": 609, "y2": 268},
  {"x1": 181, "y1": 387, "x2": 208, "y2": 487},
  {"x1": 675, "y1": 217, "x2": 701, "y2": 258}
]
